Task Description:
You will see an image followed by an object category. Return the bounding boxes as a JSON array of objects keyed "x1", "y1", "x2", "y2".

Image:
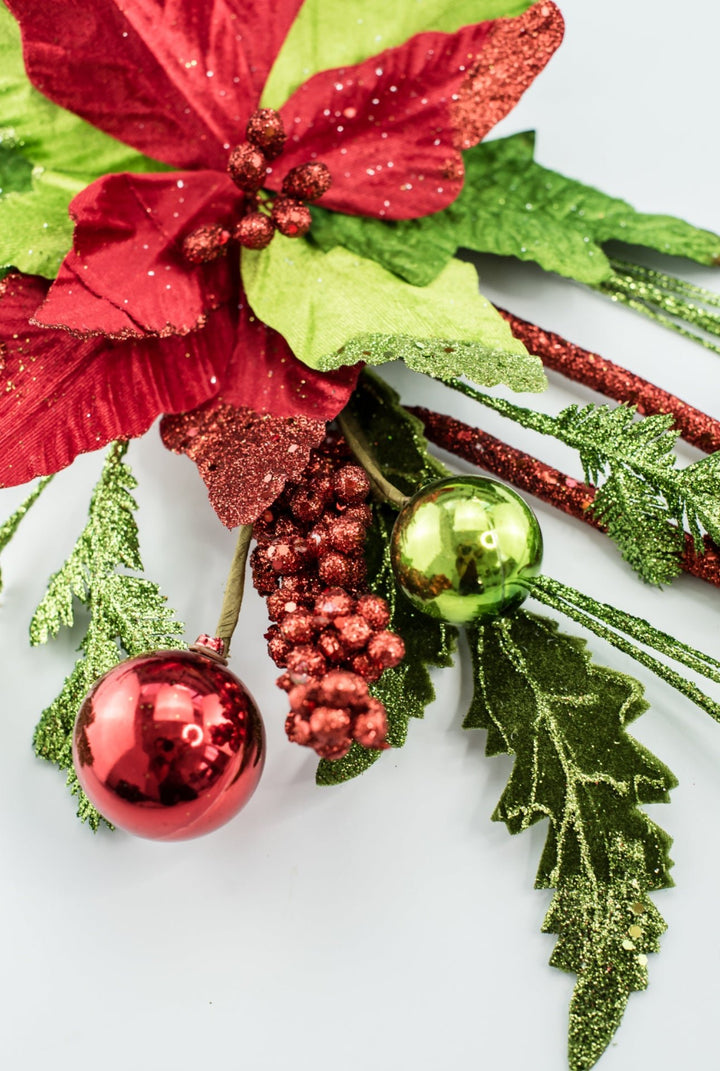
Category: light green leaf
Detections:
[
  {"x1": 262, "y1": 0, "x2": 533, "y2": 108},
  {"x1": 311, "y1": 131, "x2": 720, "y2": 287},
  {"x1": 0, "y1": 4, "x2": 166, "y2": 276},
  {"x1": 241, "y1": 234, "x2": 545, "y2": 392},
  {"x1": 0, "y1": 141, "x2": 32, "y2": 197}
]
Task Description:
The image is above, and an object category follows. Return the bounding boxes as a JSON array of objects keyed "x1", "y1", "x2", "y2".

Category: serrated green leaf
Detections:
[
  {"x1": 311, "y1": 131, "x2": 720, "y2": 287},
  {"x1": 261, "y1": 0, "x2": 533, "y2": 108},
  {"x1": 0, "y1": 5, "x2": 167, "y2": 276},
  {"x1": 241, "y1": 235, "x2": 544, "y2": 392},
  {"x1": 465, "y1": 612, "x2": 675, "y2": 1071},
  {"x1": 31, "y1": 441, "x2": 184, "y2": 828}
]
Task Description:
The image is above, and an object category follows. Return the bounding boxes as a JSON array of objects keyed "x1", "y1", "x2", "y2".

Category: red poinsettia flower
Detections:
[{"x1": 0, "y1": 0, "x2": 563, "y2": 523}]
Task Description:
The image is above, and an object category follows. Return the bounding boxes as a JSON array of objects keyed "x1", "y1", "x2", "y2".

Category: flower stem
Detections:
[
  {"x1": 215, "y1": 524, "x2": 253, "y2": 655},
  {"x1": 337, "y1": 407, "x2": 409, "y2": 510}
]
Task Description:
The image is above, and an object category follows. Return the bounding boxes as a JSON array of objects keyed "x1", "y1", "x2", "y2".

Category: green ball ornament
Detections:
[{"x1": 390, "y1": 476, "x2": 543, "y2": 624}]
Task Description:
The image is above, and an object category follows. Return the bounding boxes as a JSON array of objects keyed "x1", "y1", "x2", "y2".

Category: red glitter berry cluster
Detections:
[
  {"x1": 182, "y1": 108, "x2": 332, "y2": 262},
  {"x1": 251, "y1": 438, "x2": 405, "y2": 760}
]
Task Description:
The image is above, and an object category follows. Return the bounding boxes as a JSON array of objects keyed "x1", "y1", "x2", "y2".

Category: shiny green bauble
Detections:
[{"x1": 390, "y1": 476, "x2": 543, "y2": 624}]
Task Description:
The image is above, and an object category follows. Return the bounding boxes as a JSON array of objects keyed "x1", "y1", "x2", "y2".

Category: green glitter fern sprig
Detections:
[
  {"x1": 465, "y1": 612, "x2": 676, "y2": 1071},
  {"x1": 30, "y1": 441, "x2": 185, "y2": 829},
  {"x1": 446, "y1": 380, "x2": 720, "y2": 584}
]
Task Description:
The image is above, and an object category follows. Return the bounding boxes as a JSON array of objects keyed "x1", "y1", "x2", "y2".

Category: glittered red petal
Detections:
[
  {"x1": 0, "y1": 273, "x2": 233, "y2": 487},
  {"x1": 35, "y1": 171, "x2": 242, "y2": 339},
  {"x1": 160, "y1": 403, "x2": 327, "y2": 527},
  {"x1": 271, "y1": 2, "x2": 563, "y2": 220},
  {"x1": 218, "y1": 303, "x2": 360, "y2": 421},
  {"x1": 5, "y1": 0, "x2": 304, "y2": 170}
]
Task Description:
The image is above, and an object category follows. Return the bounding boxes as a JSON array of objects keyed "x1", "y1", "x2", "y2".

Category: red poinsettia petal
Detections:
[
  {"x1": 6, "y1": 0, "x2": 304, "y2": 170},
  {"x1": 160, "y1": 403, "x2": 327, "y2": 527},
  {"x1": 271, "y1": 2, "x2": 563, "y2": 219},
  {"x1": 0, "y1": 273, "x2": 234, "y2": 487},
  {"x1": 218, "y1": 303, "x2": 360, "y2": 421},
  {"x1": 35, "y1": 171, "x2": 242, "y2": 339}
]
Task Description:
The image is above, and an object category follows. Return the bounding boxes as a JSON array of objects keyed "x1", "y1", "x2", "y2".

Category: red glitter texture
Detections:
[
  {"x1": 160, "y1": 404, "x2": 327, "y2": 527},
  {"x1": 227, "y1": 142, "x2": 268, "y2": 193},
  {"x1": 271, "y1": 197, "x2": 312, "y2": 238},
  {"x1": 412, "y1": 406, "x2": 720, "y2": 589},
  {"x1": 282, "y1": 162, "x2": 332, "y2": 203},
  {"x1": 246, "y1": 109, "x2": 287, "y2": 160},
  {"x1": 500, "y1": 308, "x2": 720, "y2": 453}
]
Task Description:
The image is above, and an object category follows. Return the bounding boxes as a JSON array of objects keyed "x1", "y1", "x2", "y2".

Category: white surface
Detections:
[{"x1": 1, "y1": 3, "x2": 719, "y2": 1069}]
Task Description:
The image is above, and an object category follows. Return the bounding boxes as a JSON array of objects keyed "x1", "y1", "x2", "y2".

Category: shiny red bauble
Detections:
[{"x1": 73, "y1": 650, "x2": 265, "y2": 840}]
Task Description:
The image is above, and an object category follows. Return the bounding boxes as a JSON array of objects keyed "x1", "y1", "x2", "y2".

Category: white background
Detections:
[{"x1": 1, "y1": 2, "x2": 719, "y2": 1069}]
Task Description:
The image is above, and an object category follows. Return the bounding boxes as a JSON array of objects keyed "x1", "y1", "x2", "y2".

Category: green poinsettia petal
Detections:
[
  {"x1": 311, "y1": 132, "x2": 720, "y2": 287},
  {"x1": 261, "y1": 0, "x2": 533, "y2": 108},
  {"x1": 241, "y1": 235, "x2": 545, "y2": 391},
  {"x1": 0, "y1": 4, "x2": 167, "y2": 276}
]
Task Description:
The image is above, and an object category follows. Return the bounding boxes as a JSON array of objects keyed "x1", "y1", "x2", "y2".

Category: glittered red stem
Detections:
[
  {"x1": 498, "y1": 308, "x2": 720, "y2": 453},
  {"x1": 411, "y1": 406, "x2": 720, "y2": 589}
]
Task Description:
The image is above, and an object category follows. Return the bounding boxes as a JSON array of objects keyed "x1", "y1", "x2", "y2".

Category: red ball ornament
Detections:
[
  {"x1": 271, "y1": 196, "x2": 312, "y2": 238},
  {"x1": 73, "y1": 649, "x2": 265, "y2": 840}
]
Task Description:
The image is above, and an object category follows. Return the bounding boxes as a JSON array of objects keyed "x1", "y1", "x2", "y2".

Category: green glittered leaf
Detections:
[
  {"x1": 317, "y1": 372, "x2": 455, "y2": 784},
  {"x1": 31, "y1": 442, "x2": 185, "y2": 829},
  {"x1": 261, "y1": 0, "x2": 532, "y2": 108},
  {"x1": 311, "y1": 131, "x2": 720, "y2": 287},
  {"x1": 465, "y1": 612, "x2": 675, "y2": 1071},
  {"x1": 0, "y1": 475, "x2": 52, "y2": 593},
  {"x1": 449, "y1": 379, "x2": 720, "y2": 584},
  {"x1": 241, "y1": 236, "x2": 544, "y2": 392},
  {"x1": 0, "y1": 5, "x2": 166, "y2": 277}
]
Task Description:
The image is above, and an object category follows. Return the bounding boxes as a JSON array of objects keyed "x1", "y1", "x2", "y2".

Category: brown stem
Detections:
[
  {"x1": 336, "y1": 408, "x2": 409, "y2": 510},
  {"x1": 215, "y1": 524, "x2": 253, "y2": 654}
]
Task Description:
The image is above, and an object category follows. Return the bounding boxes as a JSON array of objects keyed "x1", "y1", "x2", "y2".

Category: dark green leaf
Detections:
[
  {"x1": 466, "y1": 612, "x2": 675, "y2": 1070},
  {"x1": 311, "y1": 131, "x2": 720, "y2": 287}
]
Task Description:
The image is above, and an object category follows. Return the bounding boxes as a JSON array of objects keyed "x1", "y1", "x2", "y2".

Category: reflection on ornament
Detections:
[
  {"x1": 73, "y1": 647, "x2": 265, "y2": 840},
  {"x1": 390, "y1": 476, "x2": 543, "y2": 624}
]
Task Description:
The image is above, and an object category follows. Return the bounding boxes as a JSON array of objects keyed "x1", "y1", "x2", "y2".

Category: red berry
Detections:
[
  {"x1": 285, "y1": 713, "x2": 311, "y2": 746},
  {"x1": 367, "y1": 631, "x2": 406, "y2": 669},
  {"x1": 282, "y1": 162, "x2": 332, "y2": 202},
  {"x1": 266, "y1": 541, "x2": 303, "y2": 575},
  {"x1": 356, "y1": 594, "x2": 390, "y2": 630},
  {"x1": 271, "y1": 196, "x2": 312, "y2": 238},
  {"x1": 327, "y1": 516, "x2": 366, "y2": 554},
  {"x1": 228, "y1": 142, "x2": 268, "y2": 192},
  {"x1": 318, "y1": 671, "x2": 368, "y2": 709},
  {"x1": 289, "y1": 488, "x2": 326, "y2": 524},
  {"x1": 182, "y1": 223, "x2": 231, "y2": 264},
  {"x1": 316, "y1": 629, "x2": 345, "y2": 664},
  {"x1": 285, "y1": 645, "x2": 327, "y2": 680},
  {"x1": 246, "y1": 108, "x2": 287, "y2": 159},
  {"x1": 235, "y1": 212, "x2": 275, "y2": 250},
  {"x1": 279, "y1": 610, "x2": 317, "y2": 645},
  {"x1": 334, "y1": 614, "x2": 372, "y2": 651},
  {"x1": 350, "y1": 653, "x2": 382, "y2": 683},
  {"x1": 314, "y1": 588, "x2": 356, "y2": 617},
  {"x1": 318, "y1": 551, "x2": 352, "y2": 587},
  {"x1": 353, "y1": 699, "x2": 389, "y2": 749},
  {"x1": 333, "y1": 465, "x2": 370, "y2": 504}
]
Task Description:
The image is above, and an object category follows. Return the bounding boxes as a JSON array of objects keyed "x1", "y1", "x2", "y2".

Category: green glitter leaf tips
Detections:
[
  {"x1": 317, "y1": 374, "x2": 455, "y2": 785},
  {"x1": 30, "y1": 442, "x2": 184, "y2": 829},
  {"x1": 465, "y1": 613, "x2": 675, "y2": 1071},
  {"x1": 446, "y1": 380, "x2": 720, "y2": 584}
]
